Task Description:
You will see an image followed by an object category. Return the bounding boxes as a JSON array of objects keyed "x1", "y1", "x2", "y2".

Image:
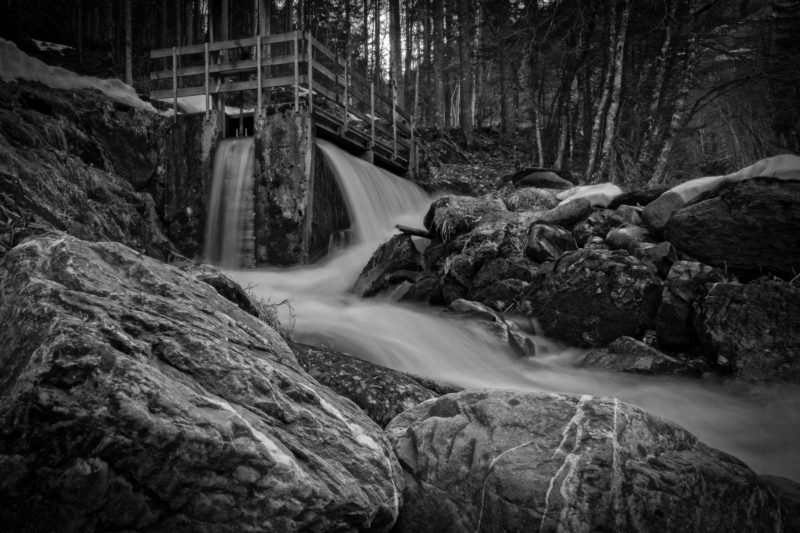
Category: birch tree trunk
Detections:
[
  {"x1": 585, "y1": 0, "x2": 617, "y2": 182},
  {"x1": 124, "y1": 0, "x2": 132, "y2": 86},
  {"x1": 636, "y1": 0, "x2": 679, "y2": 181},
  {"x1": 650, "y1": 34, "x2": 700, "y2": 185},
  {"x1": 597, "y1": 0, "x2": 632, "y2": 183}
]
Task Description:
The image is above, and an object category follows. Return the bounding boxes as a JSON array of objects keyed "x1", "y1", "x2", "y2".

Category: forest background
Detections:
[{"x1": 1, "y1": 0, "x2": 798, "y2": 187}]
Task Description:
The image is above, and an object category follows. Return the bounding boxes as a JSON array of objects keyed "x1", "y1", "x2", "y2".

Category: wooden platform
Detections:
[{"x1": 150, "y1": 32, "x2": 413, "y2": 173}]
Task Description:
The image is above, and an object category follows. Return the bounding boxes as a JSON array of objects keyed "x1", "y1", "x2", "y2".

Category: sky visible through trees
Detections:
[{"x1": 1, "y1": 0, "x2": 798, "y2": 186}]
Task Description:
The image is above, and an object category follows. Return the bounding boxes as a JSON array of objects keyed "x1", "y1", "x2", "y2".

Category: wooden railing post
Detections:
[
  {"x1": 172, "y1": 46, "x2": 178, "y2": 123},
  {"x1": 392, "y1": 80, "x2": 398, "y2": 159},
  {"x1": 256, "y1": 35, "x2": 262, "y2": 117},
  {"x1": 293, "y1": 30, "x2": 299, "y2": 112},
  {"x1": 343, "y1": 60, "x2": 349, "y2": 133},
  {"x1": 370, "y1": 81, "x2": 375, "y2": 149},
  {"x1": 307, "y1": 32, "x2": 313, "y2": 114},
  {"x1": 204, "y1": 42, "x2": 209, "y2": 119}
]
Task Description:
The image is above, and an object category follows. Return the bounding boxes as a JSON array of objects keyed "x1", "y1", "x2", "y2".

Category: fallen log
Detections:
[{"x1": 395, "y1": 224, "x2": 432, "y2": 239}]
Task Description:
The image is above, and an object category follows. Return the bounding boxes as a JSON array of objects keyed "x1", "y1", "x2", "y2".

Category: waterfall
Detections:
[
  {"x1": 205, "y1": 137, "x2": 255, "y2": 269},
  {"x1": 227, "y1": 140, "x2": 800, "y2": 483},
  {"x1": 316, "y1": 138, "x2": 428, "y2": 244}
]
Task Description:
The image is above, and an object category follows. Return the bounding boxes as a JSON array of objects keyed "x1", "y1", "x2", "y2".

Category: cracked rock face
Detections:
[
  {"x1": 0, "y1": 233, "x2": 402, "y2": 532},
  {"x1": 385, "y1": 389, "x2": 785, "y2": 533}
]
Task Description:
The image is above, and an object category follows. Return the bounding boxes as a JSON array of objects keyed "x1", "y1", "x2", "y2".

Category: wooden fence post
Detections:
[
  {"x1": 307, "y1": 32, "x2": 313, "y2": 114},
  {"x1": 204, "y1": 42, "x2": 209, "y2": 119},
  {"x1": 343, "y1": 61, "x2": 349, "y2": 132},
  {"x1": 256, "y1": 35, "x2": 262, "y2": 117},
  {"x1": 293, "y1": 30, "x2": 299, "y2": 112},
  {"x1": 172, "y1": 46, "x2": 178, "y2": 123},
  {"x1": 370, "y1": 82, "x2": 375, "y2": 149},
  {"x1": 392, "y1": 79, "x2": 397, "y2": 159}
]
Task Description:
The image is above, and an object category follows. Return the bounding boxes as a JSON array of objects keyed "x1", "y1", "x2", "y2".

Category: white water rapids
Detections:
[{"x1": 218, "y1": 138, "x2": 800, "y2": 482}]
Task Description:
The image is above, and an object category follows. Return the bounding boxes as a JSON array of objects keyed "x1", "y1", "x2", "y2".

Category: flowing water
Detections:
[
  {"x1": 205, "y1": 137, "x2": 255, "y2": 269},
  {"x1": 215, "y1": 138, "x2": 800, "y2": 482}
]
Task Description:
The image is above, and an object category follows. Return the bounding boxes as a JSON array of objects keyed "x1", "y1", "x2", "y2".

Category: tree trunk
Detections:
[
  {"x1": 404, "y1": 0, "x2": 413, "y2": 109},
  {"x1": 500, "y1": 55, "x2": 516, "y2": 139},
  {"x1": 650, "y1": 34, "x2": 699, "y2": 185},
  {"x1": 373, "y1": 0, "x2": 381, "y2": 86},
  {"x1": 433, "y1": 0, "x2": 445, "y2": 128},
  {"x1": 422, "y1": 0, "x2": 432, "y2": 126},
  {"x1": 389, "y1": 0, "x2": 403, "y2": 107},
  {"x1": 124, "y1": 0, "x2": 132, "y2": 86},
  {"x1": 636, "y1": 0, "x2": 679, "y2": 181},
  {"x1": 175, "y1": 0, "x2": 182, "y2": 46},
  {"x1": 186, "y1": 0, "x2": 195, "y2": 45},
  {"x1": 456, "y1": 0, "x2": 474, "y2": 143},
  {"x1": 597, "y1": 0, "x2": 632, "y2": 183},
  {"x1": 585, "y1": 0, "x2": 617, "y2": 182},
  {"x1": 161, "y1": 0, "x2": 168, "y2": 47}
]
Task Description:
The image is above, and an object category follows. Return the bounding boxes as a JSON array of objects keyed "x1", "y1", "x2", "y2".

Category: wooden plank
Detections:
[
  {"x1": 150, "y1": 74, "x2": 306, "y2": 100},
  {"x1": 151, "y1": 55, "x2": 297, "y2": 80},
  {"x1": 150, "y1": 32, "x2": 295, "y2": 59},
  {"x1": 311, "y1": 59, "x2": 340, "y2": 89},
  {"x1": 309, "y1": 35, "x2": 338, "y2": 63}
]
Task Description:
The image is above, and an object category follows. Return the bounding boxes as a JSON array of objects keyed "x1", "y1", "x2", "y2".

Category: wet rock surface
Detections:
[
  {"x1": 694, "y1": 278, "x2": 800, "y2": 383},
  {"x1": 665, "y1": 178, "x2": 800, "y2": 276},
  {"x1": 292, "y1": 342, "x2": 460, "y2": 427},
  {"x1": 0, "y1": 233, "x2": 402, "y2": 532},
  {"x1": 0, "y1": 81, "x2": 174, "y2": 260},
  {"x1": 526, "y1": 249, "x2": 662, "y2": 347},
  {"x1": 581, "y1": 336, "x2": 694, "y2": 375},
  {"x1": 354, "y1": 234, "x2": 424, "y2": 297},
  {"x1": 386, "y1": 389, "x2": 785, "y2": 533}
]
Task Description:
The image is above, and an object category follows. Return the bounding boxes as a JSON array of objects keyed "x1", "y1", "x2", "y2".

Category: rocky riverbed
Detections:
[{"x1": 2, "y1": 80, "x2": 799, "y2": 531}]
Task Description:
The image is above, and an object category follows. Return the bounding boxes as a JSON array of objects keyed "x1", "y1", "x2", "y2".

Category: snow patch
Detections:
[
  {"x1": 667, "y1": 154, "x2": 800, "y2": 204},
  {"x1": 557, "y1": 183, "x2": 623, "y2": 207},
  {"x1": 32, "y1": 39, "x2": 73, "y2": 53},
  {"x1": 0, "y1": 37, "x2": 155, "y2": 112}
]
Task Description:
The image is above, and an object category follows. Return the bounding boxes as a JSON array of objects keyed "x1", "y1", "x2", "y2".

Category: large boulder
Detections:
[
  {"x1": 665, "y1": 177, "x2": 800, "y2": 276},
  {"x1": 386, "y1": 389, "x2": 785, "y2": 533},
  {"x1": 643, "y1": 155, "x2": 800, "y2": 236},
  {"x1": 0, "y1": 82, "x2": 174, "y2": 261},
  {"x1": 527, "y1": 249, "x2": 662, "y2": 347},
  {"x1": 572, "y1": 209, "x2": 626, "y2": 246},
  {"x1": 501, "y1": 186, "x2": 559, "y2": 212},
  {"x1": 444, "y1": 299, "x2": 537, "y2": 358},
  {"x1": 524, "y1": 223, "x2": 577, "y2": 262},
  {"x1": 291, "y1": 342, "x2": 459, "y2": 427},
  {"x1": 423, "y1": 195, "x2": 507, "y2": 242},
  {"x1": 354, "y1": 233, "x2": 424, "y2": 297},
  {"x1": 0, "y1": 233, "x2": 402, "y2": 532},
  {"x1": 656, "y1": 260, "x2": 725, "y2": 350},
  {"x1": 534, "y1": 198, "x2": 593, "y2": 227},
  {"x1": 761, "y1": 475, "x2": 800, "y2": 533},
  {"x1": 581, "y1": 336, "x2": 694, "y2": 376},
  {"x1": 694, "y1": 278, "x2": 800, "y2": 383}
]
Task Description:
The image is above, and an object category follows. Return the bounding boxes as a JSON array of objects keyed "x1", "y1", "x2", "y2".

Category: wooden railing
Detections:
[{"x1": 150, "y1": 32, "x2": 412, "y2": 167}]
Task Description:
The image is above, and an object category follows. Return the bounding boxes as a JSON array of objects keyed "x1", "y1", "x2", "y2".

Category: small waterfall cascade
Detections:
[
  {"x1": 205, "y1": 137, "x2": 255, "y2": 269},
  {"x1": 315, "y1": 138, "x2": 429, "y2": 243}
]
